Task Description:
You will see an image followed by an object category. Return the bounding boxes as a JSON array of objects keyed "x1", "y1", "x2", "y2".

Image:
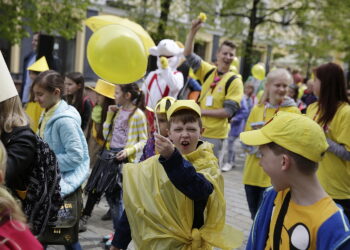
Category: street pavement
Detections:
[{"x1": 48, "y1": 141, "x2": 253, "y2": 249}]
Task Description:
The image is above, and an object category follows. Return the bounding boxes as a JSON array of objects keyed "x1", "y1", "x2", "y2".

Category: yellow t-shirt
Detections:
[
  {"x1": 195, "y1": 60, "x2": 243, "y2": 139},
  {"x1": 306, "y1": 102, "x2": 350, "y2": 199},
  {"x1": 38, "y1": 101, "x2": 61, "y2": 138},
  {"x1": 265, "y1": 189, "x2": 339, "y2": 250},
  {"x1": 242, "y1": 104, "x2": 300, "y2": 187}
]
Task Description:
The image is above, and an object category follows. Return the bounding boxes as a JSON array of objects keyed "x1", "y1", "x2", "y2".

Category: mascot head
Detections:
[{"x1": 149, "y1": 39, "x2": 184, "y2": 70}]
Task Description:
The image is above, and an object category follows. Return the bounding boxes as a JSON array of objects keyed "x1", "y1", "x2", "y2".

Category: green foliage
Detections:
[
  {"x1": 0, "y1": 0, "x2": 90, "y2": 45},
  {"x1": 127, "y1": 0, "x2": 217, "y2": 44}
]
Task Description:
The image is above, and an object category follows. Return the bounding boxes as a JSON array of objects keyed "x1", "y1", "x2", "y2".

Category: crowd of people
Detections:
[{"x1": 0, "y1": 14, "x2": 349, "y2": 250}]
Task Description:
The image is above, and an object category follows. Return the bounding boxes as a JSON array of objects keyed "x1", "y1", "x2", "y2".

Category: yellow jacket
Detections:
[{"x1": 123, "y1": 142, "x2": 243, "y2": 249}]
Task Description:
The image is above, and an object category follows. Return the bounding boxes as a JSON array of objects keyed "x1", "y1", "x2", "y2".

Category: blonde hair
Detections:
[
  {"x1": 0, "y1": 96, "x2": 28, "y2": 136},
  {"x1": 259, "y1": 68, "x2": 292, "y2": 104},
  {"x1": 0, "y1": 141, "x2": 27, "y2": 224}
]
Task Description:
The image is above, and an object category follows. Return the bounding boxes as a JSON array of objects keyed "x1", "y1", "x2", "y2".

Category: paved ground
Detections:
[{"x1": 48, "y1": 141, "x2": 252, "y2": 249}]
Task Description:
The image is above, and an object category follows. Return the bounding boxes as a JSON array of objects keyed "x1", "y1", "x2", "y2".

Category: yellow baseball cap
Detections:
[
  {"x1": 240, "y1": 111, "x2": 328, "y2": 162},
  {"x1": 89, "y1": 79, "x2": 115, "y2": 99},
  {"x1": 27, "y1": 56, "x2": 49, "y2": 72},
  {"x1": 166, "y1": 100, "x2": 201, "y2": 120},
  {"x1": 154, "y1": 96, "x2": 176, "y2": 114}
]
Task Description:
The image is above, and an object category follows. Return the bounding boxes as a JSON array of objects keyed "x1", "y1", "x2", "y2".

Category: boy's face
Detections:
[
  {"x1": 155, "y1": 113, "x2": 169, "y2": 137},
  {"x1": 168, "y1": 120, "x2": 202, "y2": 155},
  {"x1": 259, "y1": 145, "x2": 288, "y2": 191}
]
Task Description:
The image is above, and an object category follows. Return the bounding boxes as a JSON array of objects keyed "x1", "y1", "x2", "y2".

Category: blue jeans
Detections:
[
  {"x1": 201, "y1": 137, "x2": 223, "y2": 158},
  {"x1": 223, "y1": 136, "x2": 238, "y2": 164},
  {"x1": 106, "y1": 147, "x2": 124, "y2": 230},
  {"x1": 106, "y1": 189, "x2": 123, "y2": 230},
  {"x1": 44, "y1": 242, "x2": 82, "y2": 250},
  {"x1": 64, "y1": 242, "x2": 82, "y2": 250},
  {"x1": 244, "y1": 185, "x2": 266, "y2": 220}
]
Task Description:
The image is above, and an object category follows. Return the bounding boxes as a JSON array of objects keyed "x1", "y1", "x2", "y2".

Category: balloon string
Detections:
[{"x1": 145, "y1": 87, "x2": 160, "y2": 134}]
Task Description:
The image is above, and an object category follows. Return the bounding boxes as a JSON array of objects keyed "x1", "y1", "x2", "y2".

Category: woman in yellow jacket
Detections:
[
  {"x1": 242, "y1": 68, "x2": 300, "y2": 219},
  {"x1": 306, "y1": 63, "x2": 350, "y2": 220}
]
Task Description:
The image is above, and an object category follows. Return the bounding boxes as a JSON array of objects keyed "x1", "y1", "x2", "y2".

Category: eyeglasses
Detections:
[{"x1": 159, "y1": 55, "x2": 174, "y2": 59}]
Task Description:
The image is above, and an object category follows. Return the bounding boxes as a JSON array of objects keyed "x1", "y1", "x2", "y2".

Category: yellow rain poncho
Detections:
[{"x1": 123, "y1": 141, "x2": 243, "y2": 249}]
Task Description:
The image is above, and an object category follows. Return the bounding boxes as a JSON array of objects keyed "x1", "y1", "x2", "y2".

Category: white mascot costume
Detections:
[{"x1": 142, "y1": 39, "x2": 184, "y2": 110}]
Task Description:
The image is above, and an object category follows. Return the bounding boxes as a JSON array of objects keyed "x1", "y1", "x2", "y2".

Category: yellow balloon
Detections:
[
  {"x1": 87, "y1": 24, "x2": 147, "y2": 84},
  {"x1": 85, "y1": 15, "x2": 155, "y2": 55},
  {"x1": 251, "y1": 64, "x2": 265, "y2": 80},
  {"x1": 231, "y1": 56, "x2": 239, "y2": 69}
]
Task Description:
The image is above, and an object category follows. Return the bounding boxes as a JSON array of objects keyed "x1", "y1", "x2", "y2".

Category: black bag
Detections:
[
  {"x1": 23, "y1": 133, "x2": 64, "y2": 236},
  {"x1": 38, "y1": 188, "x2": 82, "y2": 245},
  {"x1": 84, "y1": 149, "x2": 124, "y2": 197},
  {"x1": 84, "y1": 112, "x2": 123, "y2": 199}
]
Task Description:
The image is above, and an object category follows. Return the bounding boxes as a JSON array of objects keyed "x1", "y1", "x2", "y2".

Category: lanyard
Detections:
[
  {"x1": 198, "y1": 70, "x2": 221, "y2": 103},
  {"x1": 209, "y1": 71, "x2": 221, "y2": 93},
  {"x1": 263, "y1": 100, "x2": 282, "y2": 122}
]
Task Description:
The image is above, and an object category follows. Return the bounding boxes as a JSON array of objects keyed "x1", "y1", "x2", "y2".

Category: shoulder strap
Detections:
[
  {"x1": 82, "y1": 96, "x2": 93, "y2": 113},
  {"x1": 273, "y1": 191, "x2": 291, "y2": 250},
  {"x1": 225, "y1": 75, "x2": 238, "y2": 96},
  {"x1": 101, "y1": 112, "x2": 117, "y2": 151},
  {"x1": 203, "y1": 68, "x2": 215, "y2": 83}
]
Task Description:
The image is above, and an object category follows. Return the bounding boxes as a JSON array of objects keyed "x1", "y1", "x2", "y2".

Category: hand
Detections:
[
  {"x1": 160, "y1": 57, "x2": 168, "y2": 69},
  {"x1": 116, "y1": 150, "x2": 127, "y2": 161},
  {"x1": 197, "y1": 12, "x2": 207, "y2": 22},
  {"x1": 108, "y1": 105, "x2": 118, "y2": 112},
  {"x1": 155, "y1": 133, "x2": 174, "y2": 159},
  {"x1": 190, "y1": 18, "x2": 203, "y2": 35}
]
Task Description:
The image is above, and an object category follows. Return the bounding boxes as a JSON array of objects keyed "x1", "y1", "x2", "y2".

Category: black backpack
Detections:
[{"x1": 23, "y1": 134, "x2": 64, "y2": 236}]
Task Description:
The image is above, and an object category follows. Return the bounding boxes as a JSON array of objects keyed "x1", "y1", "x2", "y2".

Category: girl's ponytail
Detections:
[
  {"x1": 120, "y1": 83, "x2": 145, "y2": 111},
  {"x1": 135, "y1": 90, "x2": 145, "y2": 111}
]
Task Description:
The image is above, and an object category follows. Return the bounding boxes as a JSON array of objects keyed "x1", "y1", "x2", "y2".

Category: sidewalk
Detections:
[{"x1": 48, "y1": 142, "x2": 252, "y2": 249}]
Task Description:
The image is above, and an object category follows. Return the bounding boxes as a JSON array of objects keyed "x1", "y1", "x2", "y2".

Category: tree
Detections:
[
  {"x1": 0, "y1": 0, "x2": 90, "y2": 45},
  {"x1": 285, "y1": 0, "x2": 350, "y2": 78},
  {"x1": 219, "y1": 0, "x2": 311, "y2": 80},
  {"x1": 128, "y1": 0, "x2": 216, "y2": 44}
]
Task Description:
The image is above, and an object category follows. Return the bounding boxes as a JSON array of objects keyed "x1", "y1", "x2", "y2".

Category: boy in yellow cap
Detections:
[
  {"x1": 240, "y1": 111, "x2": 350, "y2": 249},
  {"x1": 111, "y1": 100, "x2": 243, "y2": 250},
  {"x1": 139, "y1": 96, "x2": 175, "y2": 161}
]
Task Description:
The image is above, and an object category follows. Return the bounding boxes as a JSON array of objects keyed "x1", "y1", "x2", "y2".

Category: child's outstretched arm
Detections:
[{"x1": 155, "y1": 134, "x2": 213, "y2": 201}]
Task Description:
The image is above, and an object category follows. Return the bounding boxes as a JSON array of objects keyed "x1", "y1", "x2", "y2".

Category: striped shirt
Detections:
[{"x1": 103, "y1": 108, "x2": 148, "y2": 163}]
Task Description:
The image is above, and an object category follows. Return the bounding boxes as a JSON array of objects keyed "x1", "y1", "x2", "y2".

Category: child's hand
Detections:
[
  {"x1": 108, "y1": 105, "x2": 118, "y2": 112},
  {"x1": 155, "y1": 133, "x2": 174, "y2": 159},
  {"x1": 190, "y1": 19, "x2": 203, "y2": 35},
  {"x1": 116, "y1": 150, "x2": 127, "y2": 161},
  {"x1": 160, "y1": 57, "x2": 168, "y2": 69}
]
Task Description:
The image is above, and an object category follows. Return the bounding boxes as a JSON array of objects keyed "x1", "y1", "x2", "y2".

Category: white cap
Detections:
[
  {"x1": 0, "y1": 51, "x2": 18, "y2": 102},
  {"x1": 149, "y1": 39, "x2": 183, "y2": 57}
]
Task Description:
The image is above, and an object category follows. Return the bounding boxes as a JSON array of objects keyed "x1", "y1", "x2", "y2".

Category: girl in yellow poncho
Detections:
[{"x1": 111, "y1": 100, "x2": 242, "y2": 250}]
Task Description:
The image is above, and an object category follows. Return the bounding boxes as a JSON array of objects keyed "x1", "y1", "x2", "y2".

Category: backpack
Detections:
[
  {"x1": 82, "y1": 96, "x2": 94, "y2": 113},
  {"x1": 202, "y1": 68, "x2": 238, "y2": 96},
  {"x1": 23, "y1": 134, "x2": 64, "y2": 236}
]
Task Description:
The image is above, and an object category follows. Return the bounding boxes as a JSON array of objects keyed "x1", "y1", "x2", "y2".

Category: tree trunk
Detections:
[
  {"x1": 155, "y1": 0, "x2": 172, "y2": 43},
  {"x1": 242, "y1": 0, "x2": 260, "y2": 81}
]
